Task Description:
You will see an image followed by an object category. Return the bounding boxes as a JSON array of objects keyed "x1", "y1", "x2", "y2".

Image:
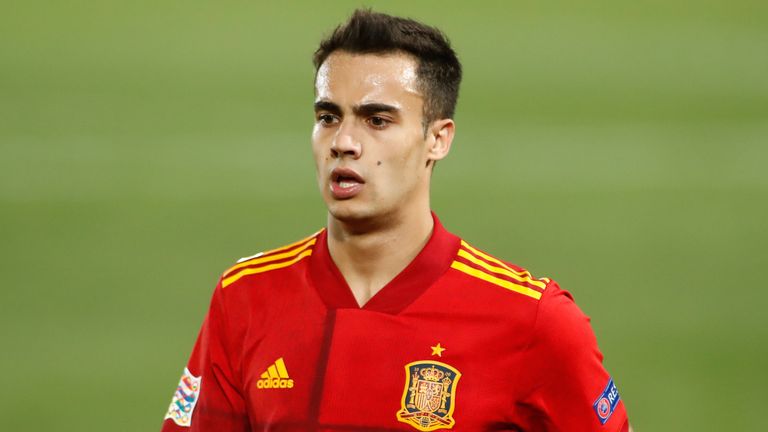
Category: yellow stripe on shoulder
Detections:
[
  {"x1": 233, "y1": 230, "x2": 321, "y2": 266},
  {"x1": 460, "y1": 241, "x2": 547, "y2": 289},
  {"x1": 222, "y1": 249, "x2": 312, "y2": 288},
  {"x1": 221, "y1": 231, "x2": 321, "y2": 288},
  {"x1": 450, "y1": 261, "x2": 542, "y2": 300},
  {"x1": 224, "y1": 235, "x2": 318, "y2": 277}
]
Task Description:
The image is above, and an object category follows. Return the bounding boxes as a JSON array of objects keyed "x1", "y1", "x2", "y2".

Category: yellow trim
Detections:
[
  {"x1": 222, "y1": 249, "x2": 313, "y2": 288},
  {"x1": 451, "y1": 261, "x2": 542, "y2": 300},
  {"x1": 460, "y1": 240, "x2": 547, "y2": 289},
  {"x1": 457, "y1": 249, "x2": 545, "y2": 290},
  {"x1": 258, "y1": 231, "x2": 320, "y2": 256},
  {"x1": 461, "y1": 240, "x2": 530, "y2": 276},
  {"x1": 222, "y1": 238, "x2": 316, "y2": 278}
]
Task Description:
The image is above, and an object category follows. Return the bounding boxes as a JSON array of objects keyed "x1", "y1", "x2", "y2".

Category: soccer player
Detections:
[{"x1": 161, "y1": 9, "x2": 631, "y2": 432}]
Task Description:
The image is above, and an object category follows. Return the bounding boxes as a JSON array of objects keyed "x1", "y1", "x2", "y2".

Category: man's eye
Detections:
[
  {"x1": 368, "y1": 116, "x2": 389, "y2": 128},
  {"x1": 317, "y1": 114, "x2": 338, "y2": 125}
]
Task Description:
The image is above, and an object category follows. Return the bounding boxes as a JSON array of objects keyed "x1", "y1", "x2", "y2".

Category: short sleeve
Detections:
[
  {"x1": 160, "y1": 281, "x2": 250, "y2": 431},
  {"x1": 515, "y1": 281, "x2": 629, "y2": 432}
]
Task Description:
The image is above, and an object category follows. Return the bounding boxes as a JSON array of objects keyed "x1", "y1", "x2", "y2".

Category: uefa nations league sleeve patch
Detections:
[
  {"x1": 593, "y1": 377, "x2": 621, "y2": 425},
  {"x1": 164, "y1": 367, "x2": 202, "y2": 427}
]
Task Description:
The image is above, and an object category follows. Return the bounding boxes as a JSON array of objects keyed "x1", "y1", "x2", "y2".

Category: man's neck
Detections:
[{"x1": 326, "y1": 209, "x2": 434, "y2": 307}]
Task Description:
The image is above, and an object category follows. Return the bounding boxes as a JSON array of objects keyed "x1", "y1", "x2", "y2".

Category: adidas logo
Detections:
[{"x1": 256, "y1": 357, "x2": 294, "y2": 389}]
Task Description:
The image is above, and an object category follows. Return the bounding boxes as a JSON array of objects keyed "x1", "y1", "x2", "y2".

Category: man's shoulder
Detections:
[
  {"x1": 448, "y1": 239, "x2": 595, "y2": 349},
  {"x1": 448, "y1": 238, "x2": 552, "y2": 302},
  {"x1": 218, "y1": 229, "x2": 324, "y2": 289}
]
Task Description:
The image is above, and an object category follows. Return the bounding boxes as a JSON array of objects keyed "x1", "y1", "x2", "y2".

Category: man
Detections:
[{"x1": 161, "y1": 9, "x2": 630, "y2": 432}]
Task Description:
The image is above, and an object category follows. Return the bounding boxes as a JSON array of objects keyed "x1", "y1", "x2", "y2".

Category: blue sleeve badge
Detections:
[{"x1": 593, "y1": 377, "x2": 620, "y2": 425}]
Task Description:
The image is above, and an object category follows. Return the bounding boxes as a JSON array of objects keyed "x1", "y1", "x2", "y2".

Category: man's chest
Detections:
[{"x1": 237, "y1": 302, "x2": 533, "y2": 431}]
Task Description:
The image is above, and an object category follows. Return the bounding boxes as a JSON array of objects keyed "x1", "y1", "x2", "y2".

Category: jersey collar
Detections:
[{"x1": 308, "y1": 212, "x2": 460, "y2": 314}]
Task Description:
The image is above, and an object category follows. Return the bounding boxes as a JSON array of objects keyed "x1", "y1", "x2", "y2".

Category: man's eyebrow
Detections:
[
  {"x1": 314, "y1": 100, "x2": 341, "y2": 114},
  {"x1": 353, "y1": 103, "x2": 400, "y2": 116}
]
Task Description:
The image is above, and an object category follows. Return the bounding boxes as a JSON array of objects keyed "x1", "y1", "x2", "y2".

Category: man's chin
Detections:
[
  {"x1": 326, "y1": 204, "x2": 390, "y2": 233},
  {"x1": 327, "y1": 205, "x2": 372, "y2": 224}
]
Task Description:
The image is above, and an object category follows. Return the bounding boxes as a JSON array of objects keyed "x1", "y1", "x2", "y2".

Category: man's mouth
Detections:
[{"x1": 330, "y1": 168, "x2": 365, "y2": 199}]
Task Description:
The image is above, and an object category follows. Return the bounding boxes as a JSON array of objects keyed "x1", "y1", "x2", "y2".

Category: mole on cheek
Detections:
[{"x1": 377, "y1": 161, "x2": 382, "y2": 166}]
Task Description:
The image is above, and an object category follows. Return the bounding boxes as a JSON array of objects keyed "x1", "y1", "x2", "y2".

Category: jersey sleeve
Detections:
[
  {"x1": 515, "y1": 281, "x2": 629, "y2": 432},
  {"x1": 160, "y1": 280, "x2": 250, "y2": 431}
]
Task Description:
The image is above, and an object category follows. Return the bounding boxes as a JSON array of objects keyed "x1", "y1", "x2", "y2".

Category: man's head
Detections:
[
  {"x1": 313, "y1": 9, "x2": 462, "y2": 129},
  {"x1": 312, "y1": 10, "x2": 462, "y2": 228}
]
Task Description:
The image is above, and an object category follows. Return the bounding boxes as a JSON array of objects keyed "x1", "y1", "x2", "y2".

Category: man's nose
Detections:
[{"x1": 330, "y1": 121, "x2": 362, "y2": 159}]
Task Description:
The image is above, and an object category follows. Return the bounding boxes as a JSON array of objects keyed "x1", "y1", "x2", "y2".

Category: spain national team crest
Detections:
[
  {"x1": 396, "y1": 361, "x2": 461, "y2": 431},
  {"x1": 164, "y1": 367, "x2": 202, "y2": 427}
]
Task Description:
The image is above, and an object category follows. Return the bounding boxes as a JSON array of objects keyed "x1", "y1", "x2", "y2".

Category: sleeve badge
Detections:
[
  {"x1": 593, "y1": 377, "x2": 621, "y2": 425},
  {"x1": 396, "y1": 360, "x2": 461, "y2": 431},
  {"x1": 164, "y1": 367, "x2": 202, "y2": 427}
]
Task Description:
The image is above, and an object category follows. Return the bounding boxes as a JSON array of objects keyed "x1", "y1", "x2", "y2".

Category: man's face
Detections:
[{"x1": 313, "y1": 51, "x2": 441, "y2": 226}]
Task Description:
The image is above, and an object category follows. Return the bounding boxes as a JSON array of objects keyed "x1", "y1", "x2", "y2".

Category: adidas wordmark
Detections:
[{"x1": 257, "y1": 357, "x2": 294, "y2": 389}]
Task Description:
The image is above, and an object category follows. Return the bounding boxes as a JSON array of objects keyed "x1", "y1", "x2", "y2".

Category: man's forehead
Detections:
[{"x1": 315, "y1": 51, "x2": 421, "y2": 101}]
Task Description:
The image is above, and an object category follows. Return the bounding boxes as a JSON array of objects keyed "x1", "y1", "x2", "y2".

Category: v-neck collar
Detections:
[{"x1": 307, "y1": 213, "x2": 460, "y2": 314}]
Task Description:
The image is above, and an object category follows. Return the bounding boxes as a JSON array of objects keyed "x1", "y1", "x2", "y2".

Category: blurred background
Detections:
[{"x1": 2, "y1": 0, "x2": 766, "y2": 430}]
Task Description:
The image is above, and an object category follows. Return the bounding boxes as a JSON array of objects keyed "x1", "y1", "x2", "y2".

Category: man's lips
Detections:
[{"x1": 330, "y1": 167, "x2": 365, "y2": 199}]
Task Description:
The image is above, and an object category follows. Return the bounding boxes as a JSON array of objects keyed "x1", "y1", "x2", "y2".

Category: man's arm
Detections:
[
  {"x1": 515, "y1": 280, "x2": 630, "y2": 431},
  {"x1": 160, "y1": 281, "x2": 249, "y2": 431}
]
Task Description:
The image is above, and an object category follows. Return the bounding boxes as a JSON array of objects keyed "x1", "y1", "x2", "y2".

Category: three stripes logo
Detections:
[{"x1": 256, "y1": 357, "x2": 294, "y2": 389}]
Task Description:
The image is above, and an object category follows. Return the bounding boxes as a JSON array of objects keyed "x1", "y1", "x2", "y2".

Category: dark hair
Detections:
[{"x1": 313, "y1": 9, "x2": 462, "y2": 126}]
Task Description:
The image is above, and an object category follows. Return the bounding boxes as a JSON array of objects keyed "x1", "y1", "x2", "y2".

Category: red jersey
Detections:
[{"x1": 161, "y1": 215, "x2": 629, "y2": 431}]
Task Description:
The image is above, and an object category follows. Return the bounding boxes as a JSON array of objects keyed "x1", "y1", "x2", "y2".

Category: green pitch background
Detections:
[{"x1": 2, "y1": 1, "x2": 766, "y2": 430}]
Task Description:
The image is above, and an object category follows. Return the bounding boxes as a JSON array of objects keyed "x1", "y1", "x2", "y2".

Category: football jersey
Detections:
[{"x1": 161, "y1": 214, "x2": 629, "y2": 431}]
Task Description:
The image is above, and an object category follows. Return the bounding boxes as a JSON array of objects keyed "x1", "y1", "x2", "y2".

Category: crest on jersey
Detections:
[
  {"x1": 396, "y1": 360, "x2": 461, "y2": 431},
  {"x1": 164, "y1": 367, "x2": 202, "y2": 427}
]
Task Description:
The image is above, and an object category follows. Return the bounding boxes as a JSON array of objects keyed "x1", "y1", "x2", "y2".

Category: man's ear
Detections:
[{"x1": 426, "y1": 119, "x2": 455, "y2": 162}]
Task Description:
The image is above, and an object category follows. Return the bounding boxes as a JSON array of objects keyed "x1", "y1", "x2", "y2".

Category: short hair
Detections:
[{"x1": 313, "y1": 9, "x2": 462, "y2": 127}]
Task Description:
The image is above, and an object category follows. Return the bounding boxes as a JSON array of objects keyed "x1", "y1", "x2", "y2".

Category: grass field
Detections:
[{"x1": 1, "y1": 1, "x2": 766, "y2": 430}]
